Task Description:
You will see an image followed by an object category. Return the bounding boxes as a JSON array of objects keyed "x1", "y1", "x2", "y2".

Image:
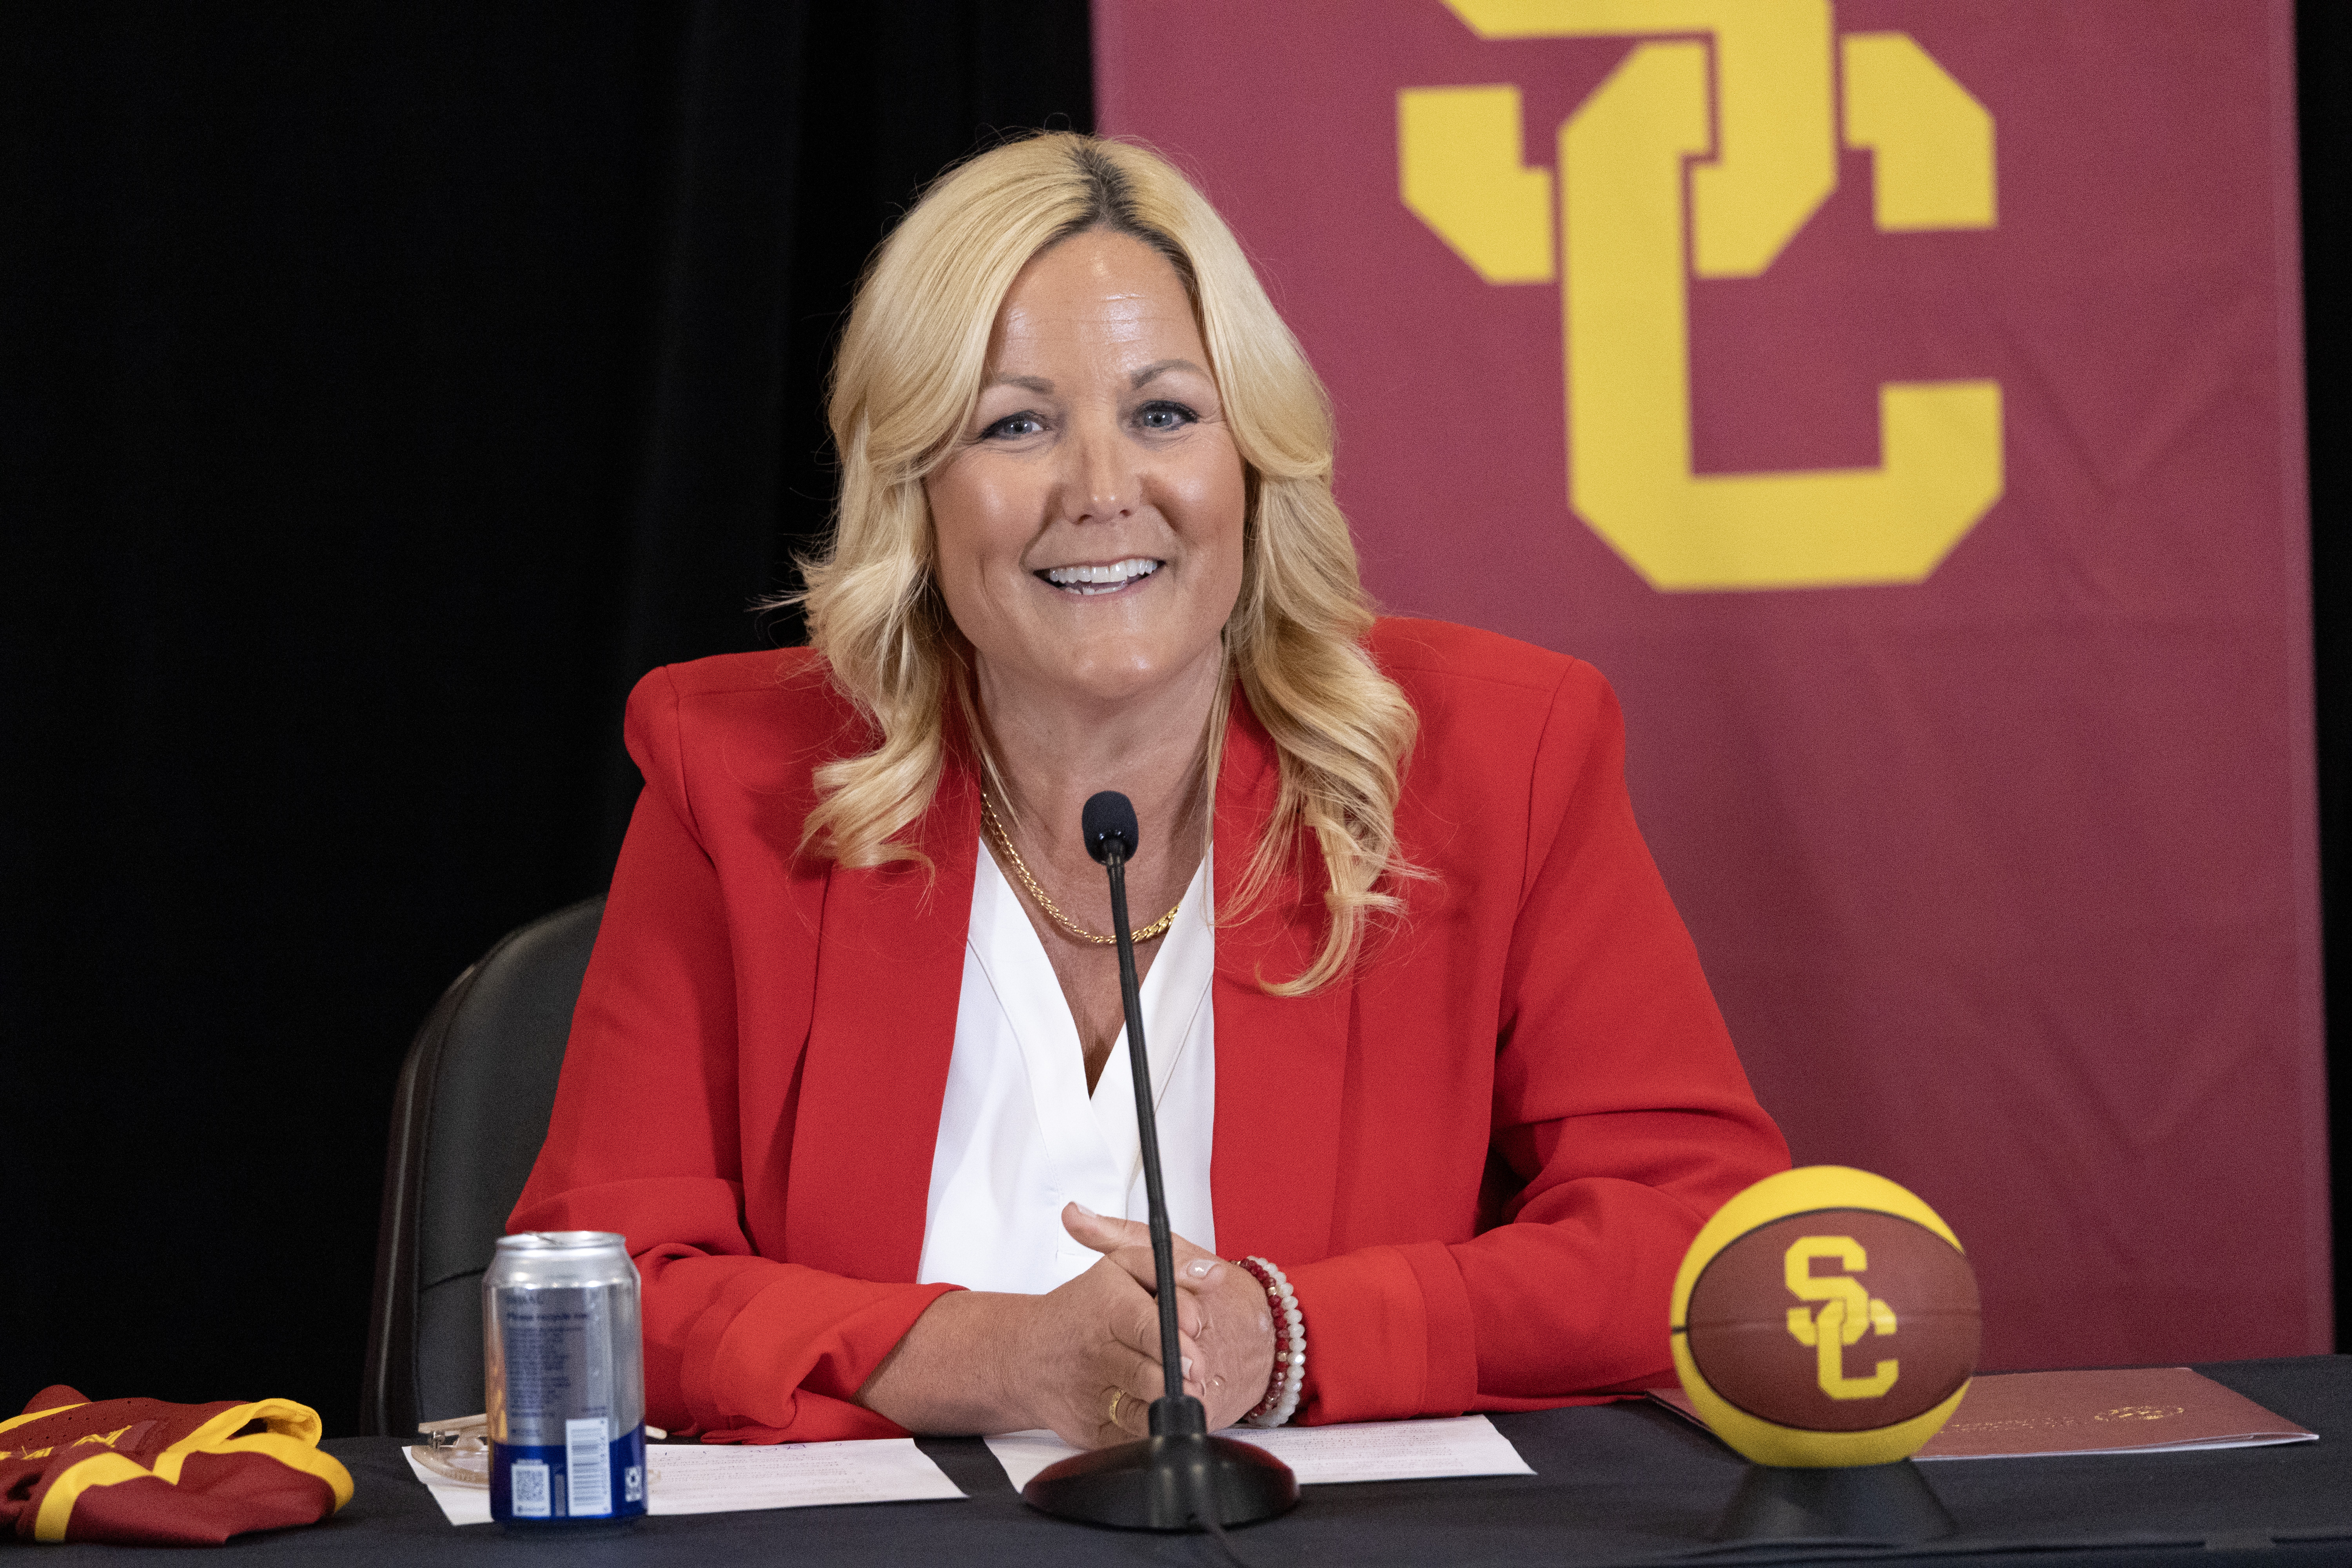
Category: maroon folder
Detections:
[{"x1": 1649, "y1": 1367, "x2": 2314, "y2": 1461}]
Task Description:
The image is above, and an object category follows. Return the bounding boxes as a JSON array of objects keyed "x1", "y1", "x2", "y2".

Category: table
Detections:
[{"x1": 36, "y1": 1358, "x2": 2352, "y2": 1565}]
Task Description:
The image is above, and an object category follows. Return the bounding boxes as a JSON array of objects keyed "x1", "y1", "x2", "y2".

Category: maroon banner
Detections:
[{"x1": 1096, "y1": 0, "x2": 2321, "y2": 1369}]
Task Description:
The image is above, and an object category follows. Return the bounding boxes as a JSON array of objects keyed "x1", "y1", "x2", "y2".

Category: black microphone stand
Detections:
[{"x1": 1020, "y1": 791, "x2": 1299, "y2": 1532}]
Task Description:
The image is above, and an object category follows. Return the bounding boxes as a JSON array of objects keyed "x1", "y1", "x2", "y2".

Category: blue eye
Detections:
[
  {"x1": 985, "y1": 412, "x2": 1045, "y2": 439},
  {"x1": 1137, "y1": 401, "x2": 1198, "y2": 431}
]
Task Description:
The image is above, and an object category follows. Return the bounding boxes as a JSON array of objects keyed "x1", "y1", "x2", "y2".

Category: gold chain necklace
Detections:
[{"x1": 980, "y1": 790, "x2": 1183, "y2": 946}]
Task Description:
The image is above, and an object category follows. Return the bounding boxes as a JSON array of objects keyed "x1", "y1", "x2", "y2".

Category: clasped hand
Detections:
[
  {"x1": 1027, "y1": 1203, "x2": 1274, "y2": 1444},
  {"x1": 855, "y1": 1202, "x2": 1275, "y2": 1446}
]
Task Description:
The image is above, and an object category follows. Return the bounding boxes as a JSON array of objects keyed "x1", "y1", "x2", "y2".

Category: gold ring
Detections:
[{"x1": 1107, "y1": 1389, "x2": 1126, "y2": 1427}]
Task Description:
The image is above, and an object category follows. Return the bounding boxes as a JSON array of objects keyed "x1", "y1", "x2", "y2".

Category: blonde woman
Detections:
[{"x1": 514, "y1": 134, "x2": 1786, "y2": 1448}]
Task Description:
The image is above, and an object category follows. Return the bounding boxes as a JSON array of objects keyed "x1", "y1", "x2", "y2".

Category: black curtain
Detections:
[{"x1": 0, "y1": 1, "x2": 1090, "y2": 1436}]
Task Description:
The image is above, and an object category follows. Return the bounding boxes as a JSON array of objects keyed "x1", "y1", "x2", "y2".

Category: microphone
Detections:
[
  {"x1": 1021, "y1": 791, "x2": 1298, "y2": 1532},
  {"x1": 1080, "y1": 788, "x2": 1138, "y2": 866}
]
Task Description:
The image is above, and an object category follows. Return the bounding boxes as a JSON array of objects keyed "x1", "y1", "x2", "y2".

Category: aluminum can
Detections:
[{"x1": 483, "y1": 1231, "x2": 647, "y2": 1524}]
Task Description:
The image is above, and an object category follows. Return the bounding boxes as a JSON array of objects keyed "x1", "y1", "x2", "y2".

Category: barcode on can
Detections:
[
  {"x1": 566, "y1": 1417, "x2": 610, "y2": 1516},
  {"x1": 510, "y1": 1460, "x2": 550, "y2": 1517}
]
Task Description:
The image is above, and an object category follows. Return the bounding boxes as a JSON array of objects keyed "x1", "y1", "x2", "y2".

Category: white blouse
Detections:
[{"x1": 914, "y1": 838, "x2": 1216, "y2": 1294}]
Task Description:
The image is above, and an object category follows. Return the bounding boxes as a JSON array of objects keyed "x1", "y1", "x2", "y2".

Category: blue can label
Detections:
[{"x1": 490, "y1": 1423, "x2": 646, "y2": 1523}]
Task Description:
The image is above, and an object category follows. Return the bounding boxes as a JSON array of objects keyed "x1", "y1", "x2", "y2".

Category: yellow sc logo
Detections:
[
  {"x1": 1401, "y1": 1, "x2": 2001, "y2": 590},
  {"x1": 1784, "y1": 1235, "x2": 1899, "y2": 1400}
]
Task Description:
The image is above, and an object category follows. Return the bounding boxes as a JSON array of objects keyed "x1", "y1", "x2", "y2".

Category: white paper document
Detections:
[
  {"x1": 984, "y1": 1414, "x2": 1534, "y2": 1492},
  {"x1": 403, "y1": 1439, "x2": 965, "y2": 1526}
]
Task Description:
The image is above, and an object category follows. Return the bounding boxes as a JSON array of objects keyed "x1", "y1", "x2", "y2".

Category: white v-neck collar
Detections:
[
  {"x1": 913, "y1": 839, "x2": 1218, "y2": 1293},
  {"x1": 968, "y1": 838, "x2": 1214, "y2": 1190}
]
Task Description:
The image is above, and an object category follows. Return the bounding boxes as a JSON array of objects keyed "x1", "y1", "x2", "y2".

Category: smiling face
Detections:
[{"x1": 924, "y1": 229, "x2": 1248, "y2": 724}]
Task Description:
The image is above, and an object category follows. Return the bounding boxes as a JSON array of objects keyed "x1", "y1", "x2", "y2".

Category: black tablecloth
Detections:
[{"x1": 28, "y1": 1359, "x2": 2352, "y2": 1565}]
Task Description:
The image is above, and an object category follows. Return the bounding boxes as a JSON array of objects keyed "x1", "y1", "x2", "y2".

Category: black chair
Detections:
[{"x1": 358, "y1": 897, "x2": 604, "y2": 1437}]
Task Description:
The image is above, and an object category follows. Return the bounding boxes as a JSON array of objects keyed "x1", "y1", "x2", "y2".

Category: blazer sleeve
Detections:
[
  {"x1": 1287, "y1": 664, "x2": 1790, "y2": 1423},
  {"x1": 508, "y1": 666, "x2": 958, "y2": 1443}
]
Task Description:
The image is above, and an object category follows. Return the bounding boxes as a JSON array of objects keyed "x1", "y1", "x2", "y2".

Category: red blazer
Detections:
[{"x1": 511, "y1": 617, "x2": 1788, "y2": 1442}]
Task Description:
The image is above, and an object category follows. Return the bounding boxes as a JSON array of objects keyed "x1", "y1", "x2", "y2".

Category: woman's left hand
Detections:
[{"x1": 1061, "y1": 1203, "x2": 1278, "y2": 1433}]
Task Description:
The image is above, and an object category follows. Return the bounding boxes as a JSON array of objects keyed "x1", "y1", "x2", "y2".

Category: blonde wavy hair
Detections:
[{"x1": 797, "y1": 133, "x2": 1417, "y2": 993}]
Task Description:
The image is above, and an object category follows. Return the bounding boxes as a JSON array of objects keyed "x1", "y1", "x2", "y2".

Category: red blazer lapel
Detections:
[
  {"x1": 1210, "y1": 695, "x2": 1354, "y2": 1263},
  {"x1": 786, "y1": 755, "x2": 979, "y2": 1283}
]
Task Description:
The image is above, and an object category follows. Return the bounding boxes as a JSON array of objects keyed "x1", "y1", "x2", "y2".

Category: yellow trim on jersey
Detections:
[
  {"x1": 200, "y1": 1432, "x2": 354, "y2": 1510},
  {"x1": 153, "y1": 1399, "x2": 350, "y2": 1507},
  {"x1": 29, "y1": 1398, "x2": 352, "y2": 1541},
  {"x1": 33, "y1": 1453, "x2": 152, "y2": 1542},
  {"x1": 0, "y1": 1399, "x2": 87, "y2": 1438}
]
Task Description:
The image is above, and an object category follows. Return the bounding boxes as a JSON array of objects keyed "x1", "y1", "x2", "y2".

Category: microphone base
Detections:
[
  {"x1": 1022, "y1": 1405, "x2": 1299, "y2": 1532},
  {"x1": 1709, "y1": 1459, "x2": 1956, "y2": 1543}
]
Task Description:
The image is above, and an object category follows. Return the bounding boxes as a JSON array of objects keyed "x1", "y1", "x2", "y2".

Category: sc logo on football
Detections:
[{"x1": 1400, "y1": 0, "x2": 2002, "y2": 590}]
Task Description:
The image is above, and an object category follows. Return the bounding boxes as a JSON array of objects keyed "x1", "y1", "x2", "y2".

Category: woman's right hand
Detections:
[
  {"x1": 853, "y1": 1257, "x2": 1218, "y2": 1445},
  {"x1": 1011, "y1": 1254, "x2": 1211, "y2": 1446}
]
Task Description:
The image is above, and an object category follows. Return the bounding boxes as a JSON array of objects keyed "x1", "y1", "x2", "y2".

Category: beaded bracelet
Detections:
[{"x1": 1234, "y1": 1255, "x2": 1305, "y2": 1427}]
